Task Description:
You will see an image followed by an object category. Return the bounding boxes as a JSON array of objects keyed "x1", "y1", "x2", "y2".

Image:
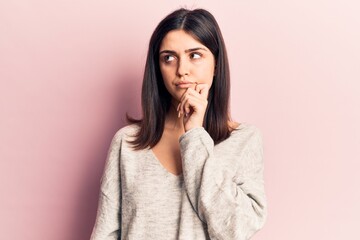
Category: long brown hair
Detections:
[{"x1": 127, "y1": 8, "x2": 232, "y2": 150}]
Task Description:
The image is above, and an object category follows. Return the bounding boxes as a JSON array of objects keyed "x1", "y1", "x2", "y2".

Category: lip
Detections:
[{"x1": 175, "y1": 81, "x2": 197, "y2": 88}]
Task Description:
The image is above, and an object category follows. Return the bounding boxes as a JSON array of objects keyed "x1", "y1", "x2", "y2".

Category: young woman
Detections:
[{"x1": 90, "y1": 8, "x2": 267, "y2": 240}]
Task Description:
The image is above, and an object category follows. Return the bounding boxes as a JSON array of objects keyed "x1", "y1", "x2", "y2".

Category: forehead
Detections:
[{"x1": 159, "y1": 29, "x2": 207, "y2": 51}]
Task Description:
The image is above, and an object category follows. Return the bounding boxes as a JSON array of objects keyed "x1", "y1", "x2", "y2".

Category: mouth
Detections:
[{"x1": 175, "y1": 81, "x2": 198, "y2": 89}]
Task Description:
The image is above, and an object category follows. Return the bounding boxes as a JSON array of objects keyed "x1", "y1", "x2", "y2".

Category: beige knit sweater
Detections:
[{"x1": 90, "y1": 122, "x2": 267, "y2": 240}]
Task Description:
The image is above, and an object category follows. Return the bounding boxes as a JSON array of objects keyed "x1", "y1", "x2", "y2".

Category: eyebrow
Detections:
[{"x1": 159, "y1": 47, "x2": 208, "y2": 55}]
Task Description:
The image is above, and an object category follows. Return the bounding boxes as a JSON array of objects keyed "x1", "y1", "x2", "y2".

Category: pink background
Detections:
[{"x1": 1, "y1": 0, "x2": 359, "y2": 239}]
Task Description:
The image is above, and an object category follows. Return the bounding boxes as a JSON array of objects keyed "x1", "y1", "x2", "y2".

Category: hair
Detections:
[{"x1": 127, "y1": 8, "x2": 233, "y2": 150}]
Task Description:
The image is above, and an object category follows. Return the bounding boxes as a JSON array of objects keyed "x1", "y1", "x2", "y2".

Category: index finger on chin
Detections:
[{"x1": 195, "y1": 83, "x2": 210, "y2": 98}]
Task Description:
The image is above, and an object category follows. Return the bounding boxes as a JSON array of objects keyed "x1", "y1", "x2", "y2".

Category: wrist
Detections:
[{"x1": 185, "y1": 123, "x2": 203, "y2": 132}]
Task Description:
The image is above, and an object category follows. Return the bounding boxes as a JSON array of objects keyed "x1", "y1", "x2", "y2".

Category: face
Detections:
[{"x1": 159, "y1": 29, "x2": 216, "y2": 103}]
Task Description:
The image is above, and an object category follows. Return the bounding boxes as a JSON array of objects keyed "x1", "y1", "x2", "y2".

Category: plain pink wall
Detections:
[{"x1": 1, "y1": 0, "x2": 359, "y2": 239}]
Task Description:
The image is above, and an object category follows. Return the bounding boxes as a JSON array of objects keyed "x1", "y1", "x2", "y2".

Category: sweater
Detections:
[{"x1": 90, "y1": 122, "x2": 267, "y2": 240}]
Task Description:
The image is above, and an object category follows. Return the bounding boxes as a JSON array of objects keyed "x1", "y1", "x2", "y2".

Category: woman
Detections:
[{"x1": 90, "y1": 8, "x2": 267, "y2": 240}]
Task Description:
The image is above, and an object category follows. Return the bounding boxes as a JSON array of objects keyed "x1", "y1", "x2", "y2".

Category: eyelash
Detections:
[
  {"x1": 162, "y1": 52, "x2": 203, "y2": 63},
  {"x1": 163, "y1": 55, "x2": 175, "y2": 62},
  {"x1": 190, "y1": 52, "x2": 202, "y2": 59}
]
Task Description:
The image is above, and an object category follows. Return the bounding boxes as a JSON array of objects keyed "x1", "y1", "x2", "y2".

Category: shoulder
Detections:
[
  {"x1": 110, "y1": 123, "x2": 140, "y2": 144},
  {"x1": 227, "y1": 122, "x2": 263, "y2": 149},
  {"x1": 228, "y1": 123, "x2": 264, "y2": 171},
  {"x1": 232, "y1": 122, "x2": 262, "y2": 136}
]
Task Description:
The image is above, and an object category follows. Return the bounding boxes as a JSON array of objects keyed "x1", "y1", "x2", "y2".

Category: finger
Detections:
[
  {"x1": 178, "y1": 88, "x2": 190, "y2": 115},
  {"x1": 179, "y1": 88, "x2": 200, "y2": 112},
  {"x1": 180, "y1": 93, "x2": 191, "y2": 115},
  {"x1": 177, "y1": 102, "x2": 181, "y2": 118},
  {"x1": 180, "y1": 86, "x2": 207, "y2": 114},
  {"x1": 181, "y1": 89, "x2": 200, "y2": 108},
  {"x1": 182, "y1": 97, "x2": 193, "y2": 117},
  {"x1": 195, "y1": 83, "x2": 210, "y2": 99},
  {"x1": 179, "y1": 86, "x2": 208, "y2": 116},
  {"x1": 192, "y1": 82, "x2": 198, "y2": 91},
  {"x1": 181, "y1": 95, "x2": 202, "y2": 115},
  {"x1": 179, "y1": 93, "x2": 191, "y2": 116}
]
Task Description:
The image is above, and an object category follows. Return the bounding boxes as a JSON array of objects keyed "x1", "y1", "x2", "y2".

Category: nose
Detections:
[{"x1": 176, "y1": 57, "x2": 190, "y2": 77}]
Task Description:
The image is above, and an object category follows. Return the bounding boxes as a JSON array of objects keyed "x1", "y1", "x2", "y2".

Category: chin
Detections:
[{"x1": 167, "y1": 90, "x2": 184, "y2": 102}]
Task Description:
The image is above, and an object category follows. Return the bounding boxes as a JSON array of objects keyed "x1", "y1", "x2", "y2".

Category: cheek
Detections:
[
  {"x1": 160, "y1": 66, "x2": 177, "y2": 95},
  {"x1": 160, "y1": 67, "x2": 173, "y2": 86},
  {"x1": 159, "y1": 64, "x2": 168, "y2": 78},
  {"x1": 197, "y1": 62, "x2": 215, "y2": 85}
]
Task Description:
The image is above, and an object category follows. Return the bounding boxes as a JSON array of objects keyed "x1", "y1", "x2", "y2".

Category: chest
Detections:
[{"x1": 151, "y1": 130, "x2": 183, "y2": 176}]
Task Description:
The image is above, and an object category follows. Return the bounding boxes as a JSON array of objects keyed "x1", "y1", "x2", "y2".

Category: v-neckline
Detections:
[
  {"x1": 147, "y1": 123, "x2": 246, "y2": 179},
  {"x1": 148, "y1": 148, "x2": 184, "y2": 179}
]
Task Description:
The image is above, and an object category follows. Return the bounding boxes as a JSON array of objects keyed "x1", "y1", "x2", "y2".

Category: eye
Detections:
[
  {"x1": 163, "y1": 55, "x2": 175, "y2": 62},
  {"x1": 190, "y1": 52, "x2": 202, "y2": 59}
]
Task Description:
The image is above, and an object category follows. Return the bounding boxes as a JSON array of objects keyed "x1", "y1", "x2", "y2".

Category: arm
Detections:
[
  {"x1": 179, "y1": 127, "x2": 267, "y2": 240},
  {"x1": 90, "y1": 131, "x2": 122, "y2": 240}
]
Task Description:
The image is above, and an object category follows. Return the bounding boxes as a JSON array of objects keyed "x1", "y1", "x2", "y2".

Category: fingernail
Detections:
[{"x1": 178, "y1": 111, "x2": 181, "y2": 118}]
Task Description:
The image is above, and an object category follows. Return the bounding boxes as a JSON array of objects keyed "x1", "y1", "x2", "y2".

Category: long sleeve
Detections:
[
  {"x1": 90, "y1": 131, "x2": 122, "y2": 240},
  {"x1": 179, "y1": 126, "x2": 267, "y2": 240}
]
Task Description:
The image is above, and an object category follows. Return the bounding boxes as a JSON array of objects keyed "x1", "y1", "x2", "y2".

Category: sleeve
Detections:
[
  {"x1": 90, "y1": 131, "x2": 122, "y2": 240},
  {"x1": 179, "y1": 127, "x2": 267, "y2": 240}
]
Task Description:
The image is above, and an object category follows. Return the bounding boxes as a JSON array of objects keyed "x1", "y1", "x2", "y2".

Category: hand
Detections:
[{"x1": 177, "y1": 83, "x2": 209, "y2": 132}]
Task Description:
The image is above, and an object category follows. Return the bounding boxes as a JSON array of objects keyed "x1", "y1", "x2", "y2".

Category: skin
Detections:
[
  {"x1": 151, "y1": 29, "x2": 215, "y2": 176},
  {"x1": 159, "y1": 29, "x2": 216, "y2": 132},
  {"x1": 152, "y1": 29, "x2": 238, "y2": 176}
]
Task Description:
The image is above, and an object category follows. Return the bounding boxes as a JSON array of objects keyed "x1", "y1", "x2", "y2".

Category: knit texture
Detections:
[{"x1": 90, "y1": 122, "x2": 267, "y2": 240}]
